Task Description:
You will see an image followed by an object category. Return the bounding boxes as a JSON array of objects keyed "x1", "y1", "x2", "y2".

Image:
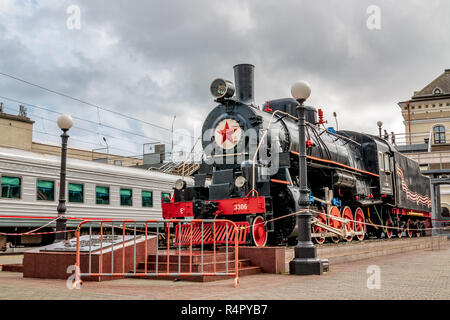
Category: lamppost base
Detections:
[
  {"x1": 289, "y1": 258, "x2": 329, "y2": 275},
  {"x1": 289, "y1": 243, "x2": 329, "y2": 275}
]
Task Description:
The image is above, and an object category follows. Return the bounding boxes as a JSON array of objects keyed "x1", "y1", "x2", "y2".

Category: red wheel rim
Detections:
[
  {"x1": 342, "y1": 206, "x2": 354, "y2": 242},
  {"x1": 329, "y1": 206, "x2": 342, "y2": 243},
  {"x1": 354, "y1": 207, "x2": 365, "y2": 241},
  {"x1": 329, "y1": 206, "x2": 342, "y2": 229},
  {"x1": 407, "y1": 219, "x2": 413, "y2": 238},
  {"x1": 385, "y1": 219, "x2": 393, "y2": 239},
  {"x1": 313, "y1": 212, "x2": 327, "y2": 244},
  {"x1": 252, "y1": 216, "x2": 267, "y2": 247}
]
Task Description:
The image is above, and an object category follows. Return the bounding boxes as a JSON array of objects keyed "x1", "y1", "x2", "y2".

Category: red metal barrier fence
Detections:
[{"x1": 74, "y1": 219, "x2": 240, "y2": 288}]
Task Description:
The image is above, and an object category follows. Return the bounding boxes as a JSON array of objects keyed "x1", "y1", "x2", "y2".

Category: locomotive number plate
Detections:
[{"x1": 234, "y1": 203, "x2": 248, "y2": 211}]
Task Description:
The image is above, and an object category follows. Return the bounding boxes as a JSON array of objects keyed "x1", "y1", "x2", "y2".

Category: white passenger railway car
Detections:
[{"x1": 0, "y1": 146, "x2": 188, "y2": 248}]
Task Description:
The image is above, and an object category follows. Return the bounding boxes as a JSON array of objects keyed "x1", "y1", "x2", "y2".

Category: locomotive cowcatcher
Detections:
[{"x1": 162, "y1": 64, "x2": 432, "y2": 246}]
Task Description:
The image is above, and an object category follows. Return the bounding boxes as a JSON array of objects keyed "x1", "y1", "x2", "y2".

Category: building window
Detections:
[
  {"x1": 37, "y1": 180, "x2": 55, "y2": 201},
  {"x1": 434, "y1": 88, "x2": 442, "y2": 94},
  {"x1": 114, "y1": 160, "x2": 123, "y2": 166},
  {"x1": 1, "y1": 176, "x2": 21, "y2": 199},
  {"x1": 418, "y1": 106, "x2": 422, "y2": 109},
  {"x1": 120, "y1": 188, "x2": 132, "y2": 206},
  {"x1": 69, "y1": 183, "x2": 84, "y2": 203},
  {"x1": 433, "y1": 125, "x2": 446, "y2": 144},
  {"x1": 142, "y1": 191, "x2": 153, "y2": 207},
  {"x1": 161, "y1": 192, "x2": 172, "y2": 204},
  {"x1": 96, "y1": 186, "x2": 110, "y2": 205}
]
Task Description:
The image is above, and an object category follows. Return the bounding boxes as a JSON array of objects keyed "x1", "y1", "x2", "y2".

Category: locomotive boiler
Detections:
[{"x1": 162, "y1": 64, "x2": 432, "y2": 246}]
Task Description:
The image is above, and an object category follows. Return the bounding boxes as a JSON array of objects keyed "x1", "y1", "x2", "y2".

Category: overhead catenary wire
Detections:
[
  {"x1": 0, "y1": 95, "x2": 175, "y2": 146},
  {"x1": 0, "y1": 71, "x2": 197, "y2": 138},
  {"x1": 0, "y1": 106, "x2": 189, "y2": 161},
  {"x1": 2, "y1": 105, "x2": 141, "y2": 148}
]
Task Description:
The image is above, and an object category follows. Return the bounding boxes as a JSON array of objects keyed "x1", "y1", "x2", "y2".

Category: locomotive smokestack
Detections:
[{"x1": 233, "y1": 64, "x2": 254, "y2": 104}]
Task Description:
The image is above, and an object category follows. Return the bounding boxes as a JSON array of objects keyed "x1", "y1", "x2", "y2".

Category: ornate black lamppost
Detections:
[
  {"x1": 55, "y1": 114, "x2": 73, "y2": 242},
  {"x1": 289, "y1": 81, "x2": 328, "y2": 275}
]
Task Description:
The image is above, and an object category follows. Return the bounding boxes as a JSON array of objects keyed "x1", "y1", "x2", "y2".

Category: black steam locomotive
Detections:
[{"x1": 162, "y1": 64, "x2": 432, "y2": 246}]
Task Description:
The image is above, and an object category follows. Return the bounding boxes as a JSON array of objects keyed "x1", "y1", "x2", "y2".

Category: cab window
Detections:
[
  {"x1": 384, "y1": 153, "x2": 391, "y2": 172},
  {"x1": 378, "y1": 152, "x2": 384, "y2": 171}
]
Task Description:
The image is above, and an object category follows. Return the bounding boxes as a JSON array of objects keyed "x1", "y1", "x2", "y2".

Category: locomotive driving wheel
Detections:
[
  {"x1": 354, "y1": 207, "x2": 365, "y2": 241},
  {"x1": 312, "y1": 210, "x2": 327, "y2": 245},
  {"x1": 342, "y1": 206, "x2": 354, "y2": 242},
  {"x1": 251, "y1": 215, "x2": 268, "y2": 247},
  {"x1": 329, "y1": 206, "x2": 342, "y2": 244},
  {"x1": 384, "y1": 218, "x2": 393, "y2": 239}
]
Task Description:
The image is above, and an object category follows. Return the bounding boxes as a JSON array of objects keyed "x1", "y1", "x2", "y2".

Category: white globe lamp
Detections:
[
  {"x1": 57, "y1": 114, "x2": 73, "y2": 131},
  {"x1": 291, "y1": 81, "x2": 311, "y2": 103}
]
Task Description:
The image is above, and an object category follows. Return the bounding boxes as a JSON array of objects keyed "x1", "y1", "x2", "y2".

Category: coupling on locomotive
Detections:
[{"x1": 162, "y1": 64, "x2": 432, "y2": 247}]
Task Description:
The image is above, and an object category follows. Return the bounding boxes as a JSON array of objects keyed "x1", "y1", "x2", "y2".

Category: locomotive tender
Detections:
[{"x1": 162, "y1": 64, "x2": 432, "y2": 246}]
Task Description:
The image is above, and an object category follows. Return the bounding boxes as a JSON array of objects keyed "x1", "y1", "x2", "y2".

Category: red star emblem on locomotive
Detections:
[{"x1": 218, "y1": 121, "x2": 238, "y2": 143}]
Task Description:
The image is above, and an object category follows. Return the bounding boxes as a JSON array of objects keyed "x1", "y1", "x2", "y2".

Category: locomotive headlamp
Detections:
[
  {"x1": 234, "y1": 176, "x2": 246, "y2": 188},
  {"x1": 175, "y1": 179, "x2": 186, "y2": 190},
  {"x1": 291, "y1": 81, "x2": 311, "y2": 102},
  {"x1": 210, "y1": 78, "x2": 235, "y2": 99}
]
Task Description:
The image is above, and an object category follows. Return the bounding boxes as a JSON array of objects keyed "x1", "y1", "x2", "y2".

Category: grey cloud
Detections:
[{"x1": 0, "y1": 0, "x2": 449, "y2": 154}]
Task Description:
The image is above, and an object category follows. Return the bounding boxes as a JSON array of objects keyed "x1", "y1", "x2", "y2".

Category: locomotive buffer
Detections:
[{"x1": 289, "y1": 81, "x2": 329, "y2": 275}]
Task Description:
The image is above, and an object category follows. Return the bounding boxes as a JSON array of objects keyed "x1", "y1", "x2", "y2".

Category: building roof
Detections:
[
  {"x1": 0, "y1": 112, "x2": 34, "y2": 124},
  {"x1": 412, "y1": 69, "x2": 450, "y2": 99}
]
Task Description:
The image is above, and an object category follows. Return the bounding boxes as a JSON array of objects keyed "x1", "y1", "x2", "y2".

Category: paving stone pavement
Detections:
[{"x1": 0, "y1": 243, "x2": 449, "y2": 300}]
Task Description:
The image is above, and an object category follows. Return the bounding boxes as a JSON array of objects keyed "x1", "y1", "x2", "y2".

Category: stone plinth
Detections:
[
  {"x1": 23, "y1": 235, "x2": 157, "y2": 281},
  {"x1": 238, "y1": 246, "x2": 285, "y2": 274}
]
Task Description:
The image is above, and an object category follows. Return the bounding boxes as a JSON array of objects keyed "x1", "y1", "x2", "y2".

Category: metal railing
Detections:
[{"x1": 73, "y1": 219, "x2": 240, "y2": 288}]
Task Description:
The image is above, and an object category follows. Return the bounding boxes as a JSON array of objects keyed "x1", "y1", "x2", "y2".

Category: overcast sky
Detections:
[{"x1": 1, "y1": 0, "x2": 449, "y2": 158}]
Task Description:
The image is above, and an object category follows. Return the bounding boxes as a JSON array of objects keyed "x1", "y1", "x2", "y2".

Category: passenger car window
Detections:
[
  {"x1": 69, "y1": 183, "x2": 84, "y2": 203},
  {"x1": 161, "y1": 192, "x2": 172, "y2": 204},
  {"x1": 142, "y1": 190, "x2": 153, "y2": 207},
  {"x1": 37, "y1": 180, "x2": 55, "y2": 201},
  {"x1": 1, "y1": 176, "x2": 21, "y2": 199},
  {"x1": 96, "y1": 186, "x2": 110, "y2": 205},
  {"x1": 120, "y1": 188, "x2": 132, "y2": 206}
]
